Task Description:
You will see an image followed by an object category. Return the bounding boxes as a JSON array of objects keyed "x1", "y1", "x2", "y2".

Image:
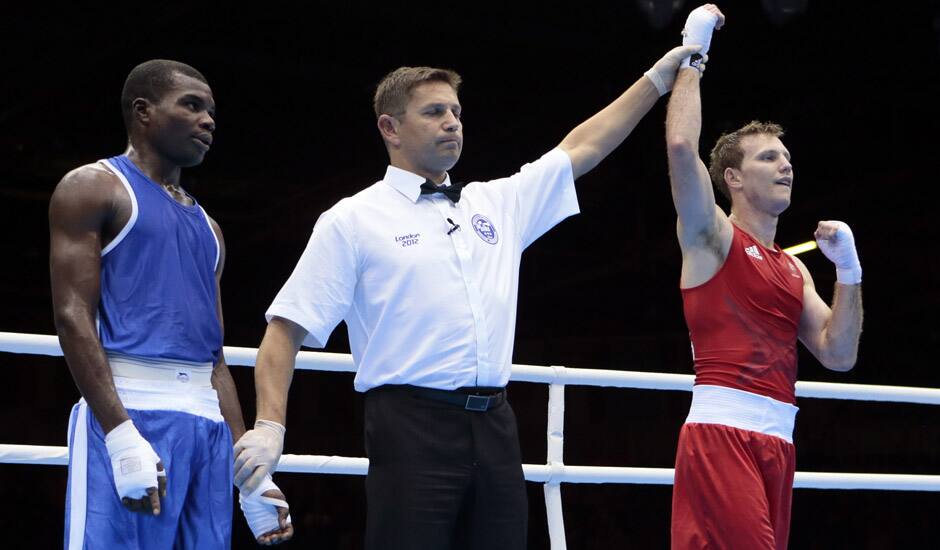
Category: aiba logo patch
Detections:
[{"x1": 471, "y1": 214, "x2": 498, "y2": 245}]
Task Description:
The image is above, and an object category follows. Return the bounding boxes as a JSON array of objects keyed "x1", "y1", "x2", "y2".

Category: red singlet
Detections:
[{"x1": 681, "y1": 224, "x2": 804, "y2": 404}]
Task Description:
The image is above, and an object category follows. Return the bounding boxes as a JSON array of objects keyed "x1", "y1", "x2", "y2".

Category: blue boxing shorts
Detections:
[{"x1": 64, "y1": 354, "x2": 233, "y2": 550}]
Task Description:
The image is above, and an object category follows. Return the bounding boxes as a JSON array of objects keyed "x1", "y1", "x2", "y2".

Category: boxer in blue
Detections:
[{"x1": 50, "y1": 59, "x2": 293, "y2": 548}]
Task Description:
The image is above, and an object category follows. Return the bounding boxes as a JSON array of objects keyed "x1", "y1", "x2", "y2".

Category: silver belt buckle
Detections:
[{"x1": 465, "y1": 395, "x2": 491, "y2": 411}]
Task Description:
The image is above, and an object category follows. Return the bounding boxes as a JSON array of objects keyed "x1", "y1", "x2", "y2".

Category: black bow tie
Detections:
[{"x1": 420, "y1": 179, "x2": 464, "y2": 203}]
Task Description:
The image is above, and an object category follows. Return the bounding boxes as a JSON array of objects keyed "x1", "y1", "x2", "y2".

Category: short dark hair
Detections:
[
  {"x1": 373, "y1": 66, "x2": 462, "y2": 118},
  {"x1": 708, "y1": 121, "x2": 785, "y2": 202},
  {"x1": 121, "y1": 59, "x2": 208, "y2": 130}
]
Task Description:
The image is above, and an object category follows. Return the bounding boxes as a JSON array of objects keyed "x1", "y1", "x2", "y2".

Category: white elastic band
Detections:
[
  {"x1": 685, "y1": 385, "x2": 799, "y2": 443},
  {"x1": 109, "y1": 353, "x2": 214, "y2": 386},
  {"x1": 836, "y1": 265, "x2": 863, "y2": 285}
]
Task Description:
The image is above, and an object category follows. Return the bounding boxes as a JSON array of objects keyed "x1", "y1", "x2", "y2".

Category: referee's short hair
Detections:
[{"x1": 374, "y1": 66, "x2": 462, "y2": 118}]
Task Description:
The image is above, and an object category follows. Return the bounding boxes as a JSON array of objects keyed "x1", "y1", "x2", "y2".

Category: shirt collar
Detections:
[{"x1": 382, "y1": 165, "x2": 452, "y2": 203}]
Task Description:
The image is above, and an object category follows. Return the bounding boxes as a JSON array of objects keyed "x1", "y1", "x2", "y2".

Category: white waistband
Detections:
[
  {"x1": 685, "y1": 385, "x2": 799, "y2": 443},
  {"x1": 106, "y1": 353, "x2": 222, "y2": 421},
  {"x1": 108, "y1": 353, "x2": 214, "y2": 387}
]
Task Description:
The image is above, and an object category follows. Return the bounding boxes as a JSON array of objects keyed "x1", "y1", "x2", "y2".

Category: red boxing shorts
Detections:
[{"x1": 671, "y1": 386, "x2": 797, "y2": 550}]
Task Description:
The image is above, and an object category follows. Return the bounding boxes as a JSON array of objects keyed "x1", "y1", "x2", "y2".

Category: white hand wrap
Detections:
[
  {"x1": 233, "y1": 419, "x2": 285, "y2": 494},
  {"x1": 680, "y1": 6, "x2": 719, "y2": 69},
  {"x1": 816, "y1": 221, "x2": 862, "y2": 284},
  {"x1": 104, "y1": 419, "x2": 162, "y2": 500},
  {"x1": 239, "y1": 475, "x2": 291, "y2": 539}
]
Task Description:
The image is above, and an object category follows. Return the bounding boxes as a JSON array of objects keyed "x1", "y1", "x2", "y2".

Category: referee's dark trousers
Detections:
[{"x1": 364, "y1": 384, "x2": 528, "y2": 550}]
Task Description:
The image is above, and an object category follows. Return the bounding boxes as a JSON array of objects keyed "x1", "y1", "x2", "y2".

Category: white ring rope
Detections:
[
  {"x1": 2, "y1": 329, "x2": 939, "y2": 550},
  {"x1": 4, "y1": 332, "x2": 938, "y2": 404},
  {"x1": 3, "y1": 445, "x2": 939, "y2": 492},
  {"x1": 4, "y1": 331, "x2": 938, "y2": 549}
]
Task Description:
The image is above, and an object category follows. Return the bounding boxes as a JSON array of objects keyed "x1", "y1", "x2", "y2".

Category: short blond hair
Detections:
[{"x1": 708, "y1": 121, "x2": 785, "y2": 201}]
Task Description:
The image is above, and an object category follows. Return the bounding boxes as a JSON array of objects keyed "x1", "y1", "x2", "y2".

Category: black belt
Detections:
[{"x1": 409, "y1": 385, "x2": 506, "y2": 411}]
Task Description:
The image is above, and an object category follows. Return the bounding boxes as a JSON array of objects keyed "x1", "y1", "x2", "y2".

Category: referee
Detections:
[{"x1": 234, "y1": 45, "x2": 699, "y2": 549}]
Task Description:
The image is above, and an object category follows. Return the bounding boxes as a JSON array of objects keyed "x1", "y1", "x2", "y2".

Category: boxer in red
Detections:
[{"x1": 663, "y1": 5, "x2": 864, "y2": 549}]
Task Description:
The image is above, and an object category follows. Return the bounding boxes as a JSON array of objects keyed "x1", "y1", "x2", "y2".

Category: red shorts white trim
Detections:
[{"x1": 671, "y1": 386, "x2": 798, "y2": 549}]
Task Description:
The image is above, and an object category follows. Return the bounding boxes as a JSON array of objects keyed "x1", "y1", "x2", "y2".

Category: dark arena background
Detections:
[{"x1": 2, "y1": 1, "x2": 938, "y2": 548}]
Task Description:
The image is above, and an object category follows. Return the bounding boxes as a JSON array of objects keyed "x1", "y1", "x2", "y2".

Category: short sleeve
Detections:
[
  {"x1": 509, "y1": 148, "x2": 579, "y2": 248},
  {"x1": 265, "y1": 208, "x2": 358, "y2": 348}
]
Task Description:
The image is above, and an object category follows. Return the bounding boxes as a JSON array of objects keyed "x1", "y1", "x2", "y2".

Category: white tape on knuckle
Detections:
[
  {"x1": 105, "y1": 420, "x2": 161, "y2": 500},
  {"x1": 240, "y1": 476, "x2": 291, "y2": 539},
  {"x1": 259, "y1": 496, "x2": 288, "y2": 509},
  {"x1": 681, "y1": 7, "x2": 718, "y2": 69},
  {"x1": 240, "y1": 495, "x2": 282, "y2": 538}
]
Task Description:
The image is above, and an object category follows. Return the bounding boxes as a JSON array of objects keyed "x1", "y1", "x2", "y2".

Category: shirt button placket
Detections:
[{"x1": 438, "y1": 201, "x2": 491, "y2": 385}]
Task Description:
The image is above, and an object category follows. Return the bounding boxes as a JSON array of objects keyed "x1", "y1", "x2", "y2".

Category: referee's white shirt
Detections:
[{"x1": 267, "y1": 148, "x2": 578, "y2": 392}]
